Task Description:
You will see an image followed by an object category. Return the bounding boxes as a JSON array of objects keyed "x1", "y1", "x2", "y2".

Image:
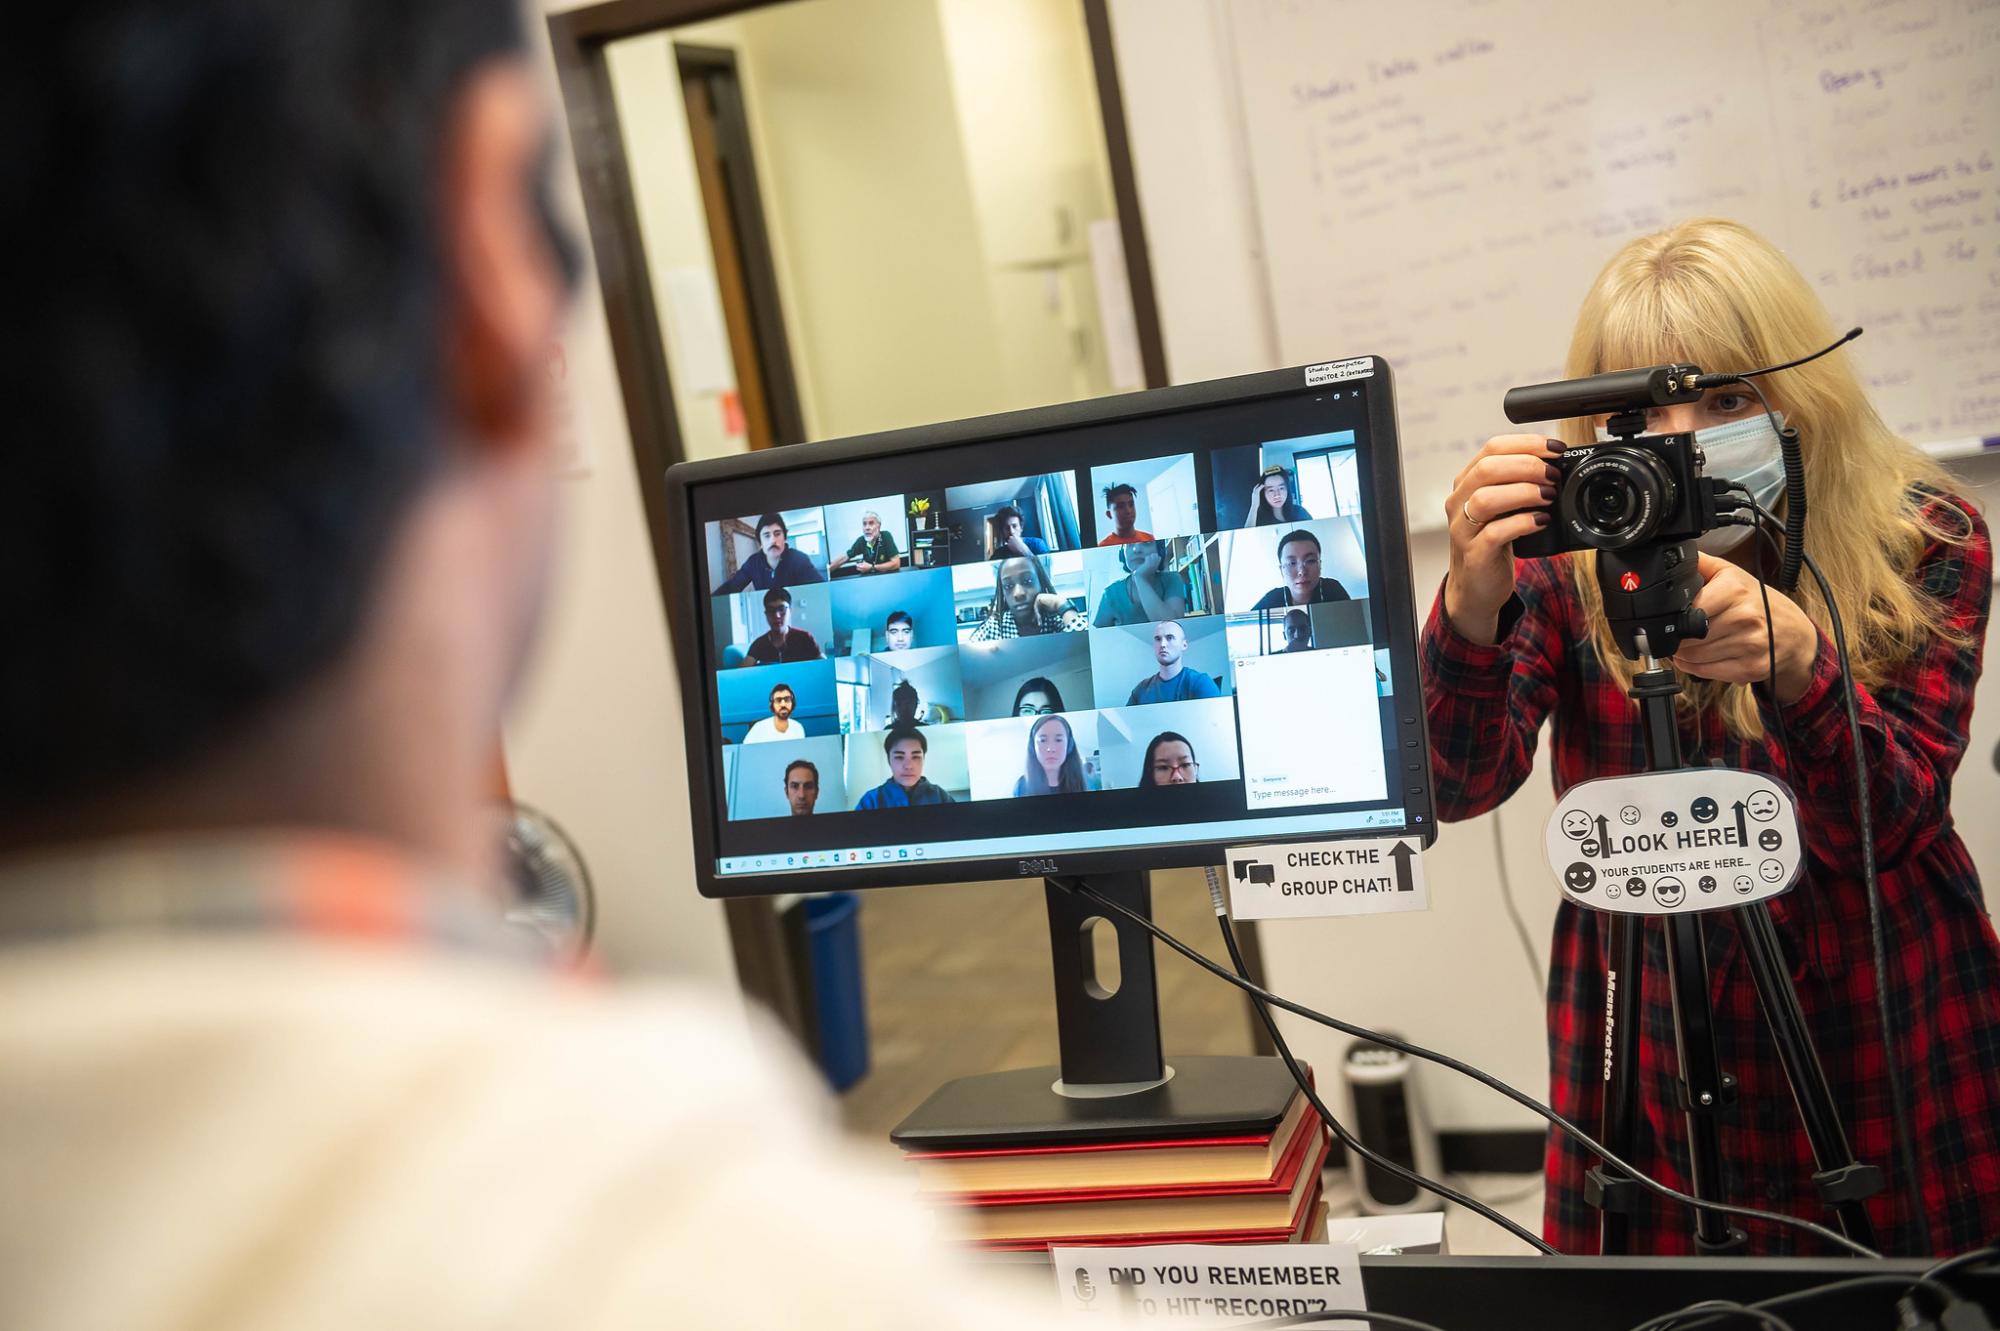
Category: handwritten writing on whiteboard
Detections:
[{"x1": 1228, "y1": 0, "x2": 2000, "y2": 528}]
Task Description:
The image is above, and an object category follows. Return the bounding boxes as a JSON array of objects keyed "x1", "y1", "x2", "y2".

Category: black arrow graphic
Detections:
[
  {"x1": 1731, "y1": 799, "x2": 1748, "y2": 849},
  {"x1": 1594, "y1": 815, "x2": 1613, "y2": 859},
  {"x1": 1388, "y1": 841, "x2": 1417, "y2": 892}
]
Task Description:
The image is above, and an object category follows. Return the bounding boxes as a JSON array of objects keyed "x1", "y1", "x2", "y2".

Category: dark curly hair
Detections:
[{"x1": 3, "y1": 2, "x2": 551, "y2": 813}]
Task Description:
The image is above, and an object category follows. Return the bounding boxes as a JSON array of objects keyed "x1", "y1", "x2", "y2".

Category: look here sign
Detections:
[
  {"x1": 1224, "y1": 837, "x2": 1428, "y2": 920},
  {"x1": 1052, "y1": 1242, "x2": 1367, "y2": 1327}
]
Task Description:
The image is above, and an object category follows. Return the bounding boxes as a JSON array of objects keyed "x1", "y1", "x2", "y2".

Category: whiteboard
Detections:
[{"x1": 1225, "y1": 0, "x2": 2000, "y2": 527}]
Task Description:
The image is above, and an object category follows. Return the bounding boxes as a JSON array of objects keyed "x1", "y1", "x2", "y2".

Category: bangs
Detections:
[{"x1": 1588, "y1": 261, "x2": 1764, "y2": 378}]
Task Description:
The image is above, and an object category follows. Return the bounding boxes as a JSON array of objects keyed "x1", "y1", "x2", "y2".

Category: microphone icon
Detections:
[{"x1": 1073, "y1": 1268, "x2": 1096, "y2": 1303}]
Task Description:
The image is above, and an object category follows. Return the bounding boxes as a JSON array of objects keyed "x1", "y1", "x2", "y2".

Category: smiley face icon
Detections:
[
  {"x1": 1604, "y1": 879, "x2": 1623, "y2": 899},
  {"x1": 1691, "y1": 796, "x2": 1718, "y2": 823},
  {"x1": 1661, "y1": 811, "x2": 1679, "y2": 828},
  {"x1": 1759, "y1": 858, "x2": 1786, "y2": 883},
  {"x1": 1654, "y1": 876, "x2": 1686, "y2": 908},
  {"x1": 1746, "y1": 790, "x2": 1780, "y2": 822},
  {"x1": 1698, "y1": 874, "x2": 1718, "y2": 893},
  {"x1": 1563, "y1": 862, "x2": 1597, "y2": 893},
  {"x1": 1560, "y1": 809, "x2": 1594, "y2": 841},
  {"x1": 1733, "y1": 874, "x2": 1755, "y2": 894},
  {"x1": 1625, "y1": 876, "x2": 1647, "y2": 897},
  {"x1": 1757, "y1": 828, "x2": 1783, "y2": 852},
  {"x1": 1619, "y1": 805, "x2": 1641, "y2": 826}
]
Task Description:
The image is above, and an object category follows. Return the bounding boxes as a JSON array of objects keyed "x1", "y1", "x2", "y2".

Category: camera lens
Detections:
[{"x1": 1564, "y1": 449, "x2": 1674, "y2": 549}]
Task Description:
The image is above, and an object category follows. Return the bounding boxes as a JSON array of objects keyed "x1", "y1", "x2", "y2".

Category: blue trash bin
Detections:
[{"x1": 803, "y1": 892, "x2": 870, "y2": 1090}]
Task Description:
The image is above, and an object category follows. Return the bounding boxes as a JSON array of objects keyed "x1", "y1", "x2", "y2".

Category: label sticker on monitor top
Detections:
[
  {"x1": 1304, "y1": 357, "x2": 1374, "y2": 386},
  {"x1": 1225, "y1": 836, "x2": 1427, "y2": 920},
  {"x1": 1544, "y1": 768, "x2": 1802, "y2": 916}
]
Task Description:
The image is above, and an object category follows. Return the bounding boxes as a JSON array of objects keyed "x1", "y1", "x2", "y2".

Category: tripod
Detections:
[{"x1": 1585, "y1": 537, "x2": 1882, "y2": 1254}]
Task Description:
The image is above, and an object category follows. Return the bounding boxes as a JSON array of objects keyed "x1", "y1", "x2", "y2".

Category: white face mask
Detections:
[{"x1": 1693, "y1": 412, "x2": 1786, "y2": 554}]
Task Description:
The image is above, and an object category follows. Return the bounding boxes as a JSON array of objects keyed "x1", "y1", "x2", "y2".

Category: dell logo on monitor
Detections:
[{"x1": 1018, "y1": 858, "x2": 1059, "y2": 876}]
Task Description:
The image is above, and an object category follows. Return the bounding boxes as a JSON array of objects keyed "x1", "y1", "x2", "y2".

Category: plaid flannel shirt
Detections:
[{"x1": 1421, "y1": 491, "x2": 2000, "y2": 1256}]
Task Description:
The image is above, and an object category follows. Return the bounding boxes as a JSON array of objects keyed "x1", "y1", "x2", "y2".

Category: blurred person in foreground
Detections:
[{"x1": 0, "y1": 4, "x2": 1042, "y2": 1327}]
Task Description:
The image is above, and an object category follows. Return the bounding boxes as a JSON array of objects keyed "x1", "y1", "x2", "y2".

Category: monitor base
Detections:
[{"x1": 890, "y1": 1053, "x2": 1302, "y2": 1151}]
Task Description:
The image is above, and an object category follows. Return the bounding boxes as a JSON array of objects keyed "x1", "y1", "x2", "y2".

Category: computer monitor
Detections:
[{"x1": 663, "y1": 359, "x2": 1436, "y2": 898}]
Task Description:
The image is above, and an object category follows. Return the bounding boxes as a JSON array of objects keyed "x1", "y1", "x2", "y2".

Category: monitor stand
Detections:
[{"x1": 889, "y1": 872, "x2": 1300, "y2": 1151}]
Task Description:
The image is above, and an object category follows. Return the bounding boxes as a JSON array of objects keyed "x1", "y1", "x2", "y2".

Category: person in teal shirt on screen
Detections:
[{"x1": 1126, "y1": 620, "x2": 1220, "y2": 705}]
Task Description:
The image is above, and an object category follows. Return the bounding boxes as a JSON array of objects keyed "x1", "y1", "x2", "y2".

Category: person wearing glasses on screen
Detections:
[
  {"x1": 1097, "y1": 482, "x2": 1153, "y2": 546},
  {"x1": 828, "y1": 510, "x2": 901, "y2": 576},
  {"x1": 1250, "y1": 529, "x2": 1350, "y2": 610},
  {"x1": 853, "y1": 728, "x2": 955, "y2": 809},
  {"x1": 883, "y1": 610, "x2": 915, "y2": 651},
  {"x1": 1011, "y1": 677, "x2": 1066, "y2": 717},
  {"x1": 1127, "y1": 620, "x2": 1221, "y2": 705},
  {"x1": 713, "y1": 512, "x2": 823, "y2": 594},
  {"x1": 969, "y1": 556, "x2": 1086, "y2": 640},
  {"x1": 984, "y1": 504, "x2": 1049, "y2": 559},
  {"x1": 1244, "y1": 465, "x2": 1311, "y2": 527},
  {"x1": 1093, "y1": 539, "x2": 1188, "y2": 628},
  {"x1": 1014, "y1": 715, "x2": 1090, "y2": 796},
  {"x1": 742, "y1": 587, "x2": 824, "y2": 665},
  {"x1": 783, "y1": 760, "x2": 820, "y2": 816},
  {"x1": 1139, "y1": 733, "x2": 1200, "y2": 787},
  {"x1": 742, "y1": 682, "x2": 806, "y2": 742}
]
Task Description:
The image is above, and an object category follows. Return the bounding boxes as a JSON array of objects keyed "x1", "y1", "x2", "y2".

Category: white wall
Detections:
[
  {"x1": 1107, "y1": 0, "x2": 2000, "y2": 1133},
  {"x1": 503, "y1": 1, "x2": 739, "y2": 989}
]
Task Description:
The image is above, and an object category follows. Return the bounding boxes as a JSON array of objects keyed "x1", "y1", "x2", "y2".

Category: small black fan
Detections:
[{"x1": 502, "y1": 803, "x2": 596, "y2": 964}]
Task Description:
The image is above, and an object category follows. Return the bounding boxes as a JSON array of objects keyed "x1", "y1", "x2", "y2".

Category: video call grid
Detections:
[{"x1": 697, "y1": 434, "x2": 1396, "y2": 826}]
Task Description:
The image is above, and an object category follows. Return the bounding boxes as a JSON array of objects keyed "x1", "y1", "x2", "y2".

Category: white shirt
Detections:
[
  {"x1": 742, "y1": 717, "x2": 806, "y2": 743},
  {"x1": 0, "y1": 839, "x2": 1049, "y2": 1331}
]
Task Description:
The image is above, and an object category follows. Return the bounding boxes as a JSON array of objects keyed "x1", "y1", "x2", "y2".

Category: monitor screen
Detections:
[{"x1": 662, "y1": 360, "x2": 1435, "y2": 896}]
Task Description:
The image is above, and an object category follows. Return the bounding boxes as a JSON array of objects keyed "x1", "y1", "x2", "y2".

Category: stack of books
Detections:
[{"x1": 900, "y1": 1079, "x2": 1329, "y2": 1252}]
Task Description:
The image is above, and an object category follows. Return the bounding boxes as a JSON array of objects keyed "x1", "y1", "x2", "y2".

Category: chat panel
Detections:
[{"x1": 1233, "y1": 645, "x2": 1386, "y2": 809}]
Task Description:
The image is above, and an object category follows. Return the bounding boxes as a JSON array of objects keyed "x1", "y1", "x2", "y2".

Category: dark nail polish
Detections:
[
  {"x1": 1539, "y1": 484, "x2": 1557, "y2": 502},
  {"x1": 1544, "y1": 463, "x2": 1563, "y2": 484},
  {"x1": 1546, "y1": 437, "x2": 1567, "y2": 452},
  {"x1": 1533, "y1": 511, "x2": 1552, "y2": 526}
]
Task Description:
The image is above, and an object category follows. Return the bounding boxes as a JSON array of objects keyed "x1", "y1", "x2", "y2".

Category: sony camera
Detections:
[{"x1": 1512, "y1": 429, "x2": 1721, "y2": 558}]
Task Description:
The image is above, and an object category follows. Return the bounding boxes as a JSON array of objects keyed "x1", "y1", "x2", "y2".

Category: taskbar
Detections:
[{"x1": 717, "y1": 806, "x2": 1410, "y2": 876}]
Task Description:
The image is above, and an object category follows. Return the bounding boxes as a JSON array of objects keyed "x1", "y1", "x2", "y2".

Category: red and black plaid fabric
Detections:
[{"x1": 1421, "y1": 491, "x2": 2000, "y2": 1257}]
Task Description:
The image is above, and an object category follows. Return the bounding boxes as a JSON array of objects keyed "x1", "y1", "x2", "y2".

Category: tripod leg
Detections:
[
  {"x1": 1591, "y1": 914, "x2": 1646, "y2": 1254},
  {"x1": 1738, "y1": 903, "x2": 1883, "y2": 1248},
  {"x1": 1663, "y1": 914, "x2": 1748, "y2": 1252}
]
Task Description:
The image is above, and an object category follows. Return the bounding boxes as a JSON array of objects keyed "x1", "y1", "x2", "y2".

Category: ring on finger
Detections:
[{"x1": 1461, "y1": 500, "x2": 1484, "y2": 529}]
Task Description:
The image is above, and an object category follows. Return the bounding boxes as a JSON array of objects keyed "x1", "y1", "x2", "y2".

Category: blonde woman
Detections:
[{"x1": 1427, "y1": 218, "x2": 1998, "y2": 1256}]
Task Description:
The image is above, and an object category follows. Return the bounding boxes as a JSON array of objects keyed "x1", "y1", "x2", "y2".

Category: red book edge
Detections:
[
  {"x1": 974, "y1": 1178, "x2": 1326, "y2": 1252},
  {"x1": 951, "y1": 1113, "x2": 1323, "y2": 1208}
]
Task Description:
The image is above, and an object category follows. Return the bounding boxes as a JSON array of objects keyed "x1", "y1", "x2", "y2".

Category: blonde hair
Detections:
[{"x1": 1561, "y1": 218, "x2": 1975, "y2": 737}]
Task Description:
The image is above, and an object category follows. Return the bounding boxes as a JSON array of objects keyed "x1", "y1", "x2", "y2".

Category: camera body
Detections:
[{"x1": 1513, "y1": 429, "x2": 1719, "y2": 558}]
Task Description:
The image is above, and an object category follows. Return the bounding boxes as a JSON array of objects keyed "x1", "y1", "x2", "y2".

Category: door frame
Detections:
[{"x1": 544, "y1": 0, "x2": 1183, "y2": 1046}]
